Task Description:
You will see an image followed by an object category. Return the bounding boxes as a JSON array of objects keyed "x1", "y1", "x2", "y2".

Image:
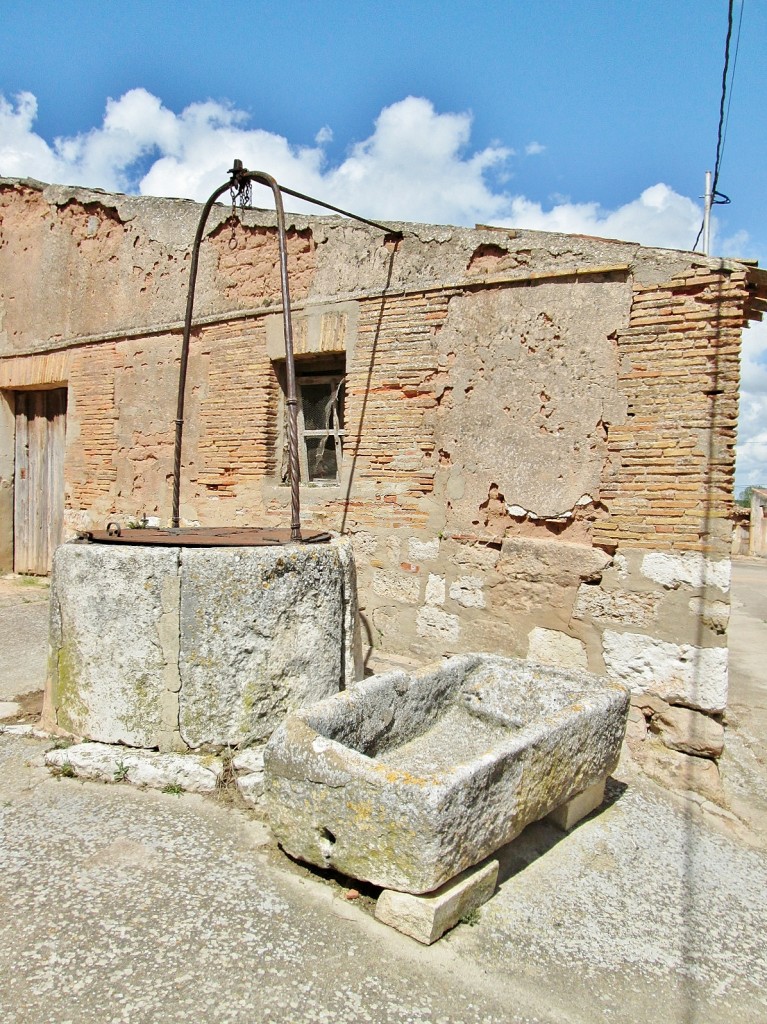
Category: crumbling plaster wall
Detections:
[
  {"x1": 435, "y1": 281, "x2": 628, "y2": 522},
  {"x1": 0, "y1": 176, "x2": 689, "y2": 353},
  {"x1": 0, "y1": 178, "x2": 753, "y2": 793}
]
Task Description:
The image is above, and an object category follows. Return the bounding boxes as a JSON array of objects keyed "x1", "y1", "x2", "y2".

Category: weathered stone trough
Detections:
[
  {"x1": 265, "y1": 654, "x2": 630, "y2": 894},
  {"x1": 43, "y1": 536, "x2": 360, "y2": 752}
]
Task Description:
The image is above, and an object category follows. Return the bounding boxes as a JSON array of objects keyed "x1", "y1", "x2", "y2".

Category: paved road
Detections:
[
  {"x1": 0, "y1": 577, "x2": 48, "y2": 703},
  {"x1": 0, "y1": 568, "x2": 765, "y2": 1024},
  {"x1": 720, "y1": 558, "x2": 767, "y2": 835}
]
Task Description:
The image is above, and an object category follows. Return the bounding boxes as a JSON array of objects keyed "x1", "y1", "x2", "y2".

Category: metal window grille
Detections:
[{"x1": 295, "y1": 375, "x2": 345, "y2": 483}]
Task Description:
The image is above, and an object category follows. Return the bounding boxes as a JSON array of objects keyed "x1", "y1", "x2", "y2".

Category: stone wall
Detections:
[{"x1": 1, "y1": 177, "x2": 763, "y2": 792}]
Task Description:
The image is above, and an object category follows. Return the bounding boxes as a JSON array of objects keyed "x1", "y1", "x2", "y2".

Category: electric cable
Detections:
[
  {"x1": 693, "y1": 0, "x2": 742, "y2": 251},
  {"x1": 720, "y1": 0, "x2": 745, "y2": 171}
]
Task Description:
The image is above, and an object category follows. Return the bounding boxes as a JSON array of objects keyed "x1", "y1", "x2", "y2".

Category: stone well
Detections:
[{"x1": 43, "y1": 536, "x2": 361, "y2": 751}]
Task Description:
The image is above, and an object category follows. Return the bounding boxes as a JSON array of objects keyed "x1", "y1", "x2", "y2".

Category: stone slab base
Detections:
[
  {"x1": 375, "y1": 859, "x2": 498, "y2": 945},
  {"x1": 42, "y1": 741, "x2": 271, "y2": 805},
  {"x1": 0, "y1": 723, "x2": 51, "y2": 739},
  {"x1": 547, "y1": 777, "x2": 607, "y2": 831},
  {"x1": 45, "y1": 742, "x2": 222, "y2": 793}
]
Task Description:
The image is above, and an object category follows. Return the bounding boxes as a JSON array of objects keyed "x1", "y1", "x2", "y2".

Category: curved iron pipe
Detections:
[
  {"x1": 172, "y1": 163, "x2": 400, "y2": 537},
  {"x1": 172, "y1": 166, "x2": 302, "y2": 539}
]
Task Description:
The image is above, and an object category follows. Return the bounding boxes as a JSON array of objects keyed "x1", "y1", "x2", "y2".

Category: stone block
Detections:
[
  {"x1": 688, "y1": 597, "x2": 729, "y2": 635},
  {"x1": 527, "y1": 627, "x2": 588, "y2": 670},
  {"x1": 651, "y1": 706, "x2": 724, "y2": 759},
  {"x1": 499, "y1": 538, "x2": 611, "y2": 586},
  {"x1": 408, "y1": 537, "x2": 440, "y2": 562},
  {"x1": 232, "y1": 746, "x2": 265, "y2": 774},
  {"x1": 573, "y1": 585, "x2": 661, "y2": 626},
  {"x1": 451, "y1": 541, "x2": 500, "y2": 570},
  {"x1": 43, "y1": 543, "x2": 181, "y2": 747},
  {"x1": 0, "y1": 723, "x2": 50, "y2": 738},
  {"x1": 449, "y1": 576, "x2": 485, "y2": 608},
  {"x1": 371, "y1": 569, "x2": 420, "y2": 604},
  {"x1": 236, "y1": 772, "x2": 266, "y2": 807},
  {"x1": 350, "y1": 531, "x2": 378, "y2": 557},
  {"x1": 265, "y1": 654, "x2": 629, "y2": 893},
  {"x1": 424, "y1": 574, "x2": 446, "y2": 606},
  {"x1": 640, "y1": 551, "x2": 730, "y2": 593},
  {"x1": 547, "y1": 778, "x2": 606, "y2": 831},
  {"x1": 415, "y1": 606, "x2": 460, "y2": 642},
  {"x1": 44, "y1": 742, "x2": 222, "y2": 792},
  {"x1": 375, "y1": 859, "x2": 498, "y2": 945},
  {"x1": 641, "y1": 743, "x2": 724, "y2": 802},
  {"x1": 177, "y1": 542, "x2": 352, "y2": 748},
  {"x1": 371, "y1": 605, "x2": 399, "y2": 638},
  {"x1": 233, "y1": 745, "x2": 266, "y2": 807},
  {"x1": 602, "y1": 630, "x2": 728, "y2": 713},
  {"x1": 0, "y1": 701, "x2": 20, "y2": 720},
  {"x1": 629, "y1": 691, "x2": 670, "y2": 717}
]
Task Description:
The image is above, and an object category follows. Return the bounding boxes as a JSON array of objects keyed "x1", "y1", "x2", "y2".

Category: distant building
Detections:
[{"x1": 750, "y1": 487, "x2": 767, "y2": 557}]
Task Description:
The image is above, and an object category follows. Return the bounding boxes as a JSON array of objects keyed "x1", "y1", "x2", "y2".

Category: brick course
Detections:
[{"x1": 593, "y1": 267, "x2": 746, "y2": 557}]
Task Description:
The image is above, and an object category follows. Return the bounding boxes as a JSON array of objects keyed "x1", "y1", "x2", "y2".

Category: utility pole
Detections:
[{"x1": 702, "y1": 170, "x2": 713, "y2": 256}]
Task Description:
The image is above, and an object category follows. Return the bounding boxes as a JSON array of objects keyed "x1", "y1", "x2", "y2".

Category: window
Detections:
[
  {"x1": 296, "y1": 374, "x2": 345, "y2": 483},
  {"x1": 277, "y1": 359, "x2": 346, "y2": 485}
]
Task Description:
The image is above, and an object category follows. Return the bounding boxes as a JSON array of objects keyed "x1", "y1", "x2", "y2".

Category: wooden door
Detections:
[{"x1": 14, "y1": 389, "x2": 67, "y2": 575}]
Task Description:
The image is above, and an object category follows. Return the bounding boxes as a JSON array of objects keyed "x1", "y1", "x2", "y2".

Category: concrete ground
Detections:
[
  {"x1": 1, "y1": 562, "x2": 766, "y2": 1024},
  {"x1": 0, "y1": 575, "x2": 48, "y2": 705}
]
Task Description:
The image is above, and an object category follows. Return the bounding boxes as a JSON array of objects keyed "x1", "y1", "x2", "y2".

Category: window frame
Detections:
[{"x1": 294, "y1": 372, "x2": 346, "y2": 485}]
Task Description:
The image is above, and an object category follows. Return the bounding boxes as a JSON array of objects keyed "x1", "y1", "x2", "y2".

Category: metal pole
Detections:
[
  {"x1": 173, "y1": 180, "x2": 234, "y2": 527},
  {"x1": 703, "y1": 169, "x2": 713, "y2": 256},
  {"x1": 245, "y1": 171, "x2": 302, "y2": 542}
]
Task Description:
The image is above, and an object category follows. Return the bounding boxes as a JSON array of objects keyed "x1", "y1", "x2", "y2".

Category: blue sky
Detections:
[{"x1": 1, "y1": 0, "x2": 765, "y2": 489}]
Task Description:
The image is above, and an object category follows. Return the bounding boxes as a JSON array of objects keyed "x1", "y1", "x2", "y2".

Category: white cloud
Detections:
[
  {"x1": 736, "y1": 319, "x2": 767, "y2": 490},
  {"x1": 1, "y1": 87, "x2": 763, "y2": 488},
  {"x1": 0, "y1": 92, "x2": 73, "y2": 184},
  {"x1": 0, "y1": 88, "x2": 708, "y2": 250},
  {"x1": 0, "y1": 88, "x2": 754, "y2": 265},
  {"x1": 505, "y1": 183, "x2": 702, "y2": 250},
  {"x1": 0, "y1": 88, "x2": 703, "y2": 246}
]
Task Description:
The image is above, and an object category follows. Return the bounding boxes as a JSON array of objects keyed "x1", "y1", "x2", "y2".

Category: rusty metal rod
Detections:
[
  {"x1": 172, "y1": 179, "x2": 232, "y2": 528},
  {"x1": 172, "y1": 162, "x2": 398, "y2": 537},
  {"x1": 277, "y1": 186, "x2": 398, "y2": 235},
  {"x1": 245, "y1": 169, "x2": 302, "y2": 542}
]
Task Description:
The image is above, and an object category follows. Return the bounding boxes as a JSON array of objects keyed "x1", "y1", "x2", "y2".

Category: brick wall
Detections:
[
  {"x1": 47, "y1": 264, "x2": 750, "y2": 559},
  {"x1": 594, "y1": 266, "x2": 746, "y2": 558},
  {"x1": 67, "y1": 344, "x2": 118, "y2": 509},
  {"x1": 342, "y1": 292, "x2": 452, "y2": 527},
  {"x1": 194, "y1": 320, "x2": 277, "y2": 498}
]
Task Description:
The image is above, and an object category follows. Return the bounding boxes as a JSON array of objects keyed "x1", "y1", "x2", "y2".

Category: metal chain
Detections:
[
  {"x1": 238, "y1": 178, "x2": 252, "y2": 210},
  {"x1": 229, "y1": 184, "x2": 239, "y2": 249},
  {"x1": 228, "y1": 177, "x2": 252, "y2": 249}
]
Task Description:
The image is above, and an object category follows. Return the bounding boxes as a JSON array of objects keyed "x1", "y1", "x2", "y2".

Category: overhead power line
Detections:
[
  {"x1": 720, "y1": 0, "x2": 745, "y2": 168},
  {"x1": 693, "y1": 0, "x2": 744, "y2": 252}
]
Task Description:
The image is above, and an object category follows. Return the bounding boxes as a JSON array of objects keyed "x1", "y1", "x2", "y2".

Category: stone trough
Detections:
[{"x1": 265, "y1": 654, "x2": 630, "y2": 895}]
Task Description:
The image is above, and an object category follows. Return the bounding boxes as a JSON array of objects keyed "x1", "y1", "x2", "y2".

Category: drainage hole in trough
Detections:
[{"x1": 318, "y1": 827, "x2": 336, "y2": 858}]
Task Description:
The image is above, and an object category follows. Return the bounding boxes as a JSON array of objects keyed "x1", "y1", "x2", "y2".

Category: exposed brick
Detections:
[{"x1": 594, "y1": 266, "x2": 745, "y2": 556}]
